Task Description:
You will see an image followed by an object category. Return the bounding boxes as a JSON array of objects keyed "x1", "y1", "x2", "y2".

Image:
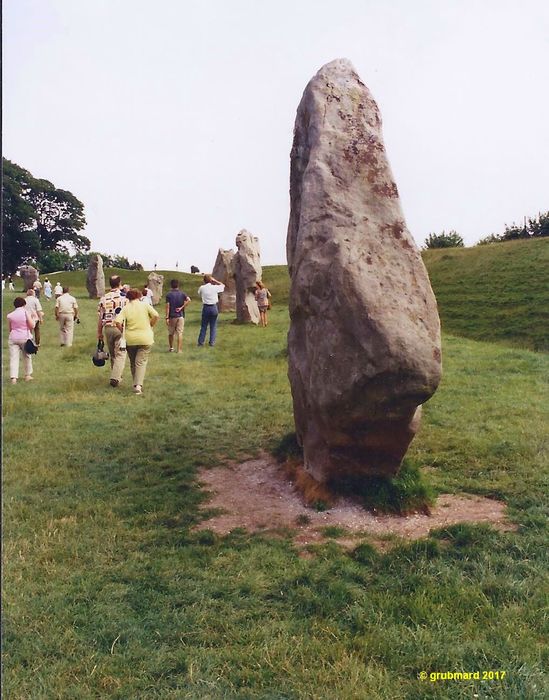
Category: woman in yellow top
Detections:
[{"x1": 115, "y1": 288, "x2": 159, "y2": 394}]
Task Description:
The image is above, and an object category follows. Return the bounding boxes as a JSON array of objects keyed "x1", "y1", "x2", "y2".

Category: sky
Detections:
[{"x1": 3, "y1": 0, "x2": 549, "y2": 272}]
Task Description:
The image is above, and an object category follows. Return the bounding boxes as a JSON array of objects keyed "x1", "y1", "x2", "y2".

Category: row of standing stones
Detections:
[
  {"x1": 86, "y1": 228, "x2": 264, "y2": 322},
  {"x1": 18, "y1": 228, "x2": 264, "y2": 321},
  {"x1": 19, "y1": 59, "x2": 442, "y2": 490}
]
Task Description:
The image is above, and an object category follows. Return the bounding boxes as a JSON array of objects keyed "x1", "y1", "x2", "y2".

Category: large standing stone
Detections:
[
  {"x1": 147, "y1": 272, "x2": 164, "y2": 305},
  {"x1": 287, "y1": 59, "x2": 442, "y2": 484},
  {"x1": 212, "y1": 248, "x2": 236, "y2": 312},
  {"x1": 19, "y1": 265, "x2": 39, "y2": 291},
  {"x1": 233, "y1": 230, "x2": 262, "y2": 324},
  {"x1": 86, "y1": 254, "x2": 105, "y2": 299}
]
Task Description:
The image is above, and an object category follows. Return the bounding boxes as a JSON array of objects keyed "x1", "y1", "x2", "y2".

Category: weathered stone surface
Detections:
[
  {"x1": 212, "y1": 248, "x2": 236, "y2": 312},
  {"x1": 233, "y1": 230, "x2": 262, "y2": 324},
  {"x1": 86, "y1": 254, "x2": 105, "y2": 299},
  {"x1": 19, "y1": 265, "x2": 39, "y2": 291},
  {"x1": 147, "y1": 272, "x2": 164, "y2": 305},
  {"x1": 287, "y1": 59, "x2": 442, "y2": 483}
]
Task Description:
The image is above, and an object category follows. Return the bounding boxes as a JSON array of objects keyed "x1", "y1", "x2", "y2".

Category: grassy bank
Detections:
[
  {"x1": 423, "y1": 238, "x2": 549, "y2": 351},
  {"x1": 2, "y1": 261, "x2": 548, "y2": 698}
]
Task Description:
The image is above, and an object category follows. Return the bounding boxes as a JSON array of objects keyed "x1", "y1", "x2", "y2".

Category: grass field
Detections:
[
  {"x1": 2, "y1": 244, "x2": 548, "y2": 699},
  {"x1": 423, "y1": 238, "x2": 549, "y2": 351}
]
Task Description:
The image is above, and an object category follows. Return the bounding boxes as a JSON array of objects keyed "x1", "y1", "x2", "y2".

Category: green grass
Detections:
[
  {"x1": 423, "y1": 237, "x2": 549, "y2": 351},
  {"x1": 3, "y1": 256, "x2": 548, "y2": 699}
]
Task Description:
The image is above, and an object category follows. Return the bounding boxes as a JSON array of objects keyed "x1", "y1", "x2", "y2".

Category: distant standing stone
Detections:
[
  {"x1": 233, "y1": 230, "x2": 262, "y2": 324},
  {"x1": 19, "y1": 265, "x2": 38, "y2": 291},
  {"x1": 147, "y1": 272, "x2": 164, "y2": 305},
  {"x1": 212, "y1": 248, "x2": 236, "y2": 312},
  {"x1": 86, "y1": 254, "x2": 105, "y2": 299},
  {"x1": 287, "y1": 59, "x2": 442, "y2": 484}
]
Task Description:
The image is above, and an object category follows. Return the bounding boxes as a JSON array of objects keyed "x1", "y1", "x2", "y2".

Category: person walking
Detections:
[
  {"x1": 254, "y1": 281, "x2": 272, "y2": 327},
  {"x1": 54, "y1": 281, "x2": 63, "y2": 299},
  {"x1": 97, "y1": 275, "x2": 127, "y2": 387},
  {"x1": 8, "y1": 276, "x2": 15, "y2": 291},
  {"x1": 32, "y1": 278, "x2": 42, "y2": 299},
  {"x1": 43, "y1": 278, "x2": 52, "y2": 301},
  {"x1": 197, "y1": 274, "x2": 225, "y2": 347},
  {"x1": 7, "y1": 297, "x2": 35, "y2": 384},
  {"x1": 165, "y1": 279, "x2": 191, "y2": 353},
  {"x1": 142, "y1": 284, "x2": 154, "y2": 305},
  {"x1": 25, "y1": 289, "x2": 45, "y2": 346},
  {"x1": 115, "y1": 288, "x2": 159, "y2": 394},
  {"x1": 55, "y1": 286, "x2": 79, "y2": 346}
]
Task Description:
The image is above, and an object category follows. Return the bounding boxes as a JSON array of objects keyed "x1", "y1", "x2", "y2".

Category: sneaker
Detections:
[
  {"x1": 110, "y1": 378, "x2": 120, "y2": 387},
  {"x1": 133, "y1": 385, "x2": 143, "y2": 394},
  {"x1": 169, "y1": 348, "x2": 174, "y2": 352},
  {"x1": 10, "y1": 378, "x2": 17, "y2": 384},
  {"x1": 24, "y1": 375, "x2": 33, "y2": 382}
]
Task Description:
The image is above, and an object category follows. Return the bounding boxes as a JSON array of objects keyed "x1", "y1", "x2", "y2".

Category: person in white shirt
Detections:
[
  {"x1": 197, "y1": 275, "x2": 225, "y2": 347},
  {"x1": 25, "y1": 289, "x2": 45, "y2": 345},
  {"x1": 43, "y1": 279, "x2": 53, "y2": 300},
  {"x1": 55, "y1": 287, "x2": 79, "y2": 346},
  {"x1": 54, "y1": 282, "x2": 63, "y2": 298},
  {"x1": 140, "y1": 285, "x2": 153, "y2": 305},
  {"x1": 32, "y1": 278, "x2": 43, "y2": 299}
]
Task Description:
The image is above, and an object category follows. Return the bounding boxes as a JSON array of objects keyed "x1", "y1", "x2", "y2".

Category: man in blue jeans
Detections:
[{"x1": 197, "y1": 274, "x2": 225, "y2": 346}]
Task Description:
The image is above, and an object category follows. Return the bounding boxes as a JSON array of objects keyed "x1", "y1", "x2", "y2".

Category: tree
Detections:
[
  {"x1": 505, "y1": 212, "x2": 549, "y2": 239},
  {"x1": 476, "y1": 233, "x2": 503, "y2": 246},
  {"x1": 2, "y1": 158, "x2": 90, "y2": 272},
  {"x1": 423, "y1": 230, "x2": 464, "y2": 249},
  {"x1": 476, "y1": 211, "x2": 549, "y2": 246},
  {"x1": 2, "y1": 164, "x2": 41, "y2": 272}
]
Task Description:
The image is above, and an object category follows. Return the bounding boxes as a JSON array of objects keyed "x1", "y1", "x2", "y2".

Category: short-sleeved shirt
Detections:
[
  {"x1": 255, "y1": 288, "x2": 270, "y2": 307},
  {"x1": 116, "y1": 300, "x2": 159, "y2": 346},
  {"x1": 7, "y1": 307, "x2": 32, "y2": 342},
  {"x1": 55, "y1": 293, "x2": 78, "y2": 314},
  {"x1": 98, "y1": 289, "x2": 126, "y2": 327},
  {"x1": 166, "y1": 290, "x2": 190, "y2": 318},
  {"x1": 25, "y1": 296, "x2": 43, "y2": 321},
  {"x1": 198, "y1": 283, "x2": 225, "y2": 305}
]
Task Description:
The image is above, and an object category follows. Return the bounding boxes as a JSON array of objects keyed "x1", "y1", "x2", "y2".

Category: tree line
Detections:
[
  {"x1": 424, "y1": 212, "x2": 548, "y2": 249},
  {"x1": 2, "y1": 158, "x2": 142, "y2": 273}
]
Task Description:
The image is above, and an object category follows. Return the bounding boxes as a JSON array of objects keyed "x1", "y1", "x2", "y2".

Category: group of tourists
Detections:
[
  {"x1": 2, "y1": 275, "x2": 15, "y2": 292},
  {"x1": 6, "y1": 285, "x2": 80, "y2": 383},
  {"x1": 6, "y1": 272, "x2": 272, "y2": 392}
]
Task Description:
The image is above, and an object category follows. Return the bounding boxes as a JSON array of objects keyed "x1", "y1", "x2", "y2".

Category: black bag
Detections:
[
  {"x1": 24, "y1": 339, "x2": 38, "y2": 354},
  {"x1": 92, "y1": 339, "x2": 109, "y2": 367}
]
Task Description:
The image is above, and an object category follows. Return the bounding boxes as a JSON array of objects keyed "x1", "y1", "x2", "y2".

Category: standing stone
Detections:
[
  {"x1": 212, "y1": 248, "x2": 236, "y2": 312},
  {"x1": 147, "y1": 272, "x2": 164, "y2": 305},
  {"x1": 86, "y1": 254, "x2": 105, "y2": 299},
  {"x1": 19, "y1": 265, "x2": 39, "y2": 291},
  {"x1": 287, "y1": 59, "x2": 442, "y2": 484},
  {"x1": 233, "y1": 230, "x2": 262, "y2": 324}
]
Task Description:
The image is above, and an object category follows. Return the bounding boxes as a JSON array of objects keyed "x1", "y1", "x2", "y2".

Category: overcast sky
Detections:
[{"x1": 4, "y1": 0, "x2": 548, "y2": 271}]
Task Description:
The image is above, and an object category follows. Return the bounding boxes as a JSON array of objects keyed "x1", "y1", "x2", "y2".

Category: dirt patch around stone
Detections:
[{"x1": 196, "y1": 453, "x2": 515, "y2": 550}]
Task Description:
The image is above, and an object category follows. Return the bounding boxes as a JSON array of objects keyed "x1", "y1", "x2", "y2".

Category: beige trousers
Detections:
[
  {"x1": 104, "y1": 325, "x2": 127, "y2": 381},
  {"x1": 9, "y1": 339, "x2": 33, "y2": 379},
  {"x1": 58, "y1": 313, "x2": 74, "y2": 346},
  {"x1": 126, "y1": 345, "x2": 151, "y2": 387}
]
